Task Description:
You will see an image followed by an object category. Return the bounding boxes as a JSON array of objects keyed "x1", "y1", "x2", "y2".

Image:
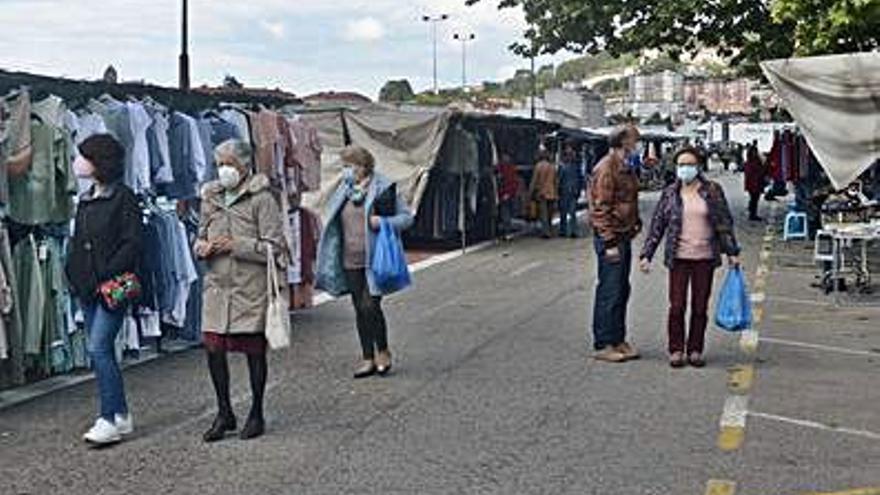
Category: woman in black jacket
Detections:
[{"x1": 66, "y1": 134, "x2": 142, "y2": 446}]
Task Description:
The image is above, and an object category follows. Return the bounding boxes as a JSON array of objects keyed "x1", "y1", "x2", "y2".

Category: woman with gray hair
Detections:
[
  {"x1": 317, "y1": 145, "x2": 414, "y2": 379},
  {"x1": 195, "y1": 138, "x2": 288, "y2": 442}
]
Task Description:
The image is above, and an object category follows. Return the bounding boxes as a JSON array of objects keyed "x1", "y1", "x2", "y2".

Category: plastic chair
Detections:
[{"x1": 783, "y1": 211, "x2": 808, "y2": 241}]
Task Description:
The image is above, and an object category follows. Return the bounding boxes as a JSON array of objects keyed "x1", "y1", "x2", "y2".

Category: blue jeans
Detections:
[
  {"x1": 559, "y1": 192, "x2": 579, "y2": 237},
  {"x1": 592, "y1": 237, "x2": 632, "y2": 351},
  {"x1": 84, "y1": 303, "x2": 128, "y2": 421}
]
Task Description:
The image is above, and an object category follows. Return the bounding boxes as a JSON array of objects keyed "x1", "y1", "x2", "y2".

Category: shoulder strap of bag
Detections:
[{"x1": 265, "y1": 243, "x2": 280, "y2": 301}]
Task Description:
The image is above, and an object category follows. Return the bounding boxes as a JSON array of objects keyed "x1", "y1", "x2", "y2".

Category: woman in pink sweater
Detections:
[{"x1": 639, "y1": 147, "x2": 741, "y2": 368}]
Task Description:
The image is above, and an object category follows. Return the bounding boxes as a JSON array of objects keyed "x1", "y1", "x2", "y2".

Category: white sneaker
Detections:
[
  {"x1": 115, "y1": 414, "x2": 134, "y2": 436},
  {"x1": 83, "y1": 418, "x2": 121, "y2": 445}
]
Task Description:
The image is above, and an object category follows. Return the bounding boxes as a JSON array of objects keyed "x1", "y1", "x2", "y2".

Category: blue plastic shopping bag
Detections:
[
  {"x1": 372, "y1": 218, "x2": 412, "y2": 293},
  {"x1": 714, "y1": 267, "x2": 752, "y2": 332}
]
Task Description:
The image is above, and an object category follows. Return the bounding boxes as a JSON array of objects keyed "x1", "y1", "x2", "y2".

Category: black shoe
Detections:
[
  {"x1": 239, "y1": 415, "x2": 265, "y2": 441},
  {"x1": 749, "y1": 216, "x2": 764, "y2": 222},
  {"x1": 203, "y1": 413, "x2": 237, "y2": 443}
]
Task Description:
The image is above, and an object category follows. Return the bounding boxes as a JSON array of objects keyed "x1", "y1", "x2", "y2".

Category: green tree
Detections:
[
  {"x1": 772, "y1": 0, "x2": 880, "y2": 55},
  {"x1": 379, "y1": 80, "x2": 415, "y2": 103},
  {"x1": 223, "y1": 75, "x2": 244, "y2": 89},
  {"x1": 468, "y1": 0, "x2": 877, "y2": 72},
  {"x1": 536, "y1": 64, "x2": 557, "y2": 92}
]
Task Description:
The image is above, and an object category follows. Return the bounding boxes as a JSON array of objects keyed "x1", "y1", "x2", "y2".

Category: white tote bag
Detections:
[{"x1": 264, "y1": 244, "x2": 291, "y2": 350}]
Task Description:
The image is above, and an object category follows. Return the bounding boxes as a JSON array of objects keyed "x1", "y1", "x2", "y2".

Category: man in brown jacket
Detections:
[
  {"x1": 589, "y1": 125, "x2": 642, "y2": 363},
  {"x1": 530, "y1": 150, "x2": 559, "y2": 238}
]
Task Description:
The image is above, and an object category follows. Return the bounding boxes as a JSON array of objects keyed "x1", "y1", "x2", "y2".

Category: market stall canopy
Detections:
[
  {"x1": 298, "y1": 105, "x2": 451, "y2": 217},
  {"x1": 761, "y1": 52, "x2": 880, "y2": 190},
  {"x1": 300, "y1": 105, "x2": 557, "y2": 217}
]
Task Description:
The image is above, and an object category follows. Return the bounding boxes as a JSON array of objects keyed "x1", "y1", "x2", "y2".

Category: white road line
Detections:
[
  {"x1": 720, "y1": 396, "x2": 750, "y2": 428},
  {"x1": 760, "y1": 337, "x2": 880, "y2": 358},
  {"x1": 509, "y1": 261, "x2": 545, "y2": 278},
  {"x1": 749, "y1": 411, "x2": 880, "y2": 441}
]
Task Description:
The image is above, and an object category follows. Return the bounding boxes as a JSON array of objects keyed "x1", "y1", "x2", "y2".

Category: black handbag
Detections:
[{"x1": 373, "y1": 184, "x2": 397, "y2": 217}]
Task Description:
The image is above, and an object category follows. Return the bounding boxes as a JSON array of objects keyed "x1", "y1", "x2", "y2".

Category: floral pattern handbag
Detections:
[{"x1": 97, "y1": 273, "x2": 142, "y2": 311}]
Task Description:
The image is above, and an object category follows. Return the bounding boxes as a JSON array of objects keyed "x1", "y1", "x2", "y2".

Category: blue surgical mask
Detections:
[
  {"x1": 677, "y1": 165, "x2": 699, "y2": 183},
  {"x1": 342, "y1": 167, "x2": 354, "y2": 183}
]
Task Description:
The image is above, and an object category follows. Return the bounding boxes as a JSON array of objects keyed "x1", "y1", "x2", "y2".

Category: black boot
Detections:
[
  {"x1": 239, "y1": 414, "x2": 265, "y2": 440},
  {"x1": 203, "y1": 413, "x2": 237, "y2": 443}
]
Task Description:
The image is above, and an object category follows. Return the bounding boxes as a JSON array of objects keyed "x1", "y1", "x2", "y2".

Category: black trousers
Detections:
[
  {"x1": 345, "y1": 269, "x2": 389, "y2": 359},
  {"x1": 748, "y1": 191, "x2": 761, "y2": 219}
]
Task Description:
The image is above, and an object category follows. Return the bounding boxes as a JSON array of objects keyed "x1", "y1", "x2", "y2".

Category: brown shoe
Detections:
[
  {"x1": 375, "y1": 350, "x2": 393, "y2": 376},
  {"x1": 354, "y1": 359, "x2": 377, "y2": 379},
  {"x1": 670, "y1": 352, "x2": 686, "y2": 368},
  {"x1": 594, "y1": 346, "x2": 627, "y2": 363},
  {"x1": 615, "y1": 342, "x2": 641, "y2": 361}
]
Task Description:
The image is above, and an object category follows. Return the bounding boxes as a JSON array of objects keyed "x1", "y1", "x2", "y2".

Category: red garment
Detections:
[
  {"x1": 497, "y1": 163, "x2": 520, "y2": 201},
  {"x1": 768, "y1": 136, "x2": 782, "y2": 181},
  {"x1": 203, "y1": 332, "x2": 267, "y2": 355},
  {"x1": 744, "y1": 157, "x2": 766, "y2": 194},
  {"x1": 667, "y1": 260, "x2": 715, "y2": 354}
]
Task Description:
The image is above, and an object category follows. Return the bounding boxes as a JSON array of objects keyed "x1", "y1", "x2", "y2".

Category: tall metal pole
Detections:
[
  {"x1": 179, "y1": 0, "x2": 190, "y2": 91},
  {"x1": 452, "y1": 33, "x2": 474, "y2": 253},
  {"x1": 432, "y1": 21, "x2": 438, "y2": 94},
  {"x1": 423, "y1": 15, "x2": 449, "y2": 94},
  {"x1": 453, "y1": 33, "x2": 475, "y2": 92},
  {"x1": 530, "y1": 51, "x2": 536, "y2": 119}
]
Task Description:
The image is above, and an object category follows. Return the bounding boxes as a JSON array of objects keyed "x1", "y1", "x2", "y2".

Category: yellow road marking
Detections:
[
  {"x1": 740, "y1": 330, "x2": 760, "y2": 354},
  {"x1": 805, "y1": 489, "x2": 880, "y2": 495},
  {"x1": 718, "y1": 426, "x2": 745, "y2": 451},
  {"x1": 727, "y1": 365, "x2": 755, "y2": 394},
  {"x1": 705, "y1": 479, "x2": 737, "y2": 495},
  {"x1": 752, "y1": 306, "x2": 764, "y2": 324}
]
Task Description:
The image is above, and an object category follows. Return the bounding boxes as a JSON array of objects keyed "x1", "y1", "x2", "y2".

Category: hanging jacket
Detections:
[
  {"x1": 640, "y1": 176, "x2": 740, "y2": 269},
  {"x1": 65, "y1": 182, "x2": 143, "y2": 302}
]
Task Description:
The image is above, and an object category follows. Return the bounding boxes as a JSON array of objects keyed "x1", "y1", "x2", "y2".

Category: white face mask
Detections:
[
  {"x1": 73, "y1": 156, "x2": 95, "y2": 179},
  {"x1": 218, "y1": 166, "x2": 241, "y2": 190},
  {"x1": 677, "y1": 165, "x2": 699, "y2": 183}
]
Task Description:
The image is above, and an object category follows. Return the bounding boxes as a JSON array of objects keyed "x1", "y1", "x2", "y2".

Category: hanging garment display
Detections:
[
  {"x1": 0, "y1": 89, "x2": 32, "y2": 205},
  {"x1": 8, "y1": 96, "x2": 75, "y2": 226}
]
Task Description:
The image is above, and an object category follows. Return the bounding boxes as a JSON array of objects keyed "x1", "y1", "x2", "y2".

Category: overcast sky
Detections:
[{"x1": 0, "y1": 0, "x2": 573, "y2": 99}]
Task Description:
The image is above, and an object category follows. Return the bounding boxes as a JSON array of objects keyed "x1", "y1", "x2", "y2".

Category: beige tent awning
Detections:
[
  {"x1": 761, "y1": 52, "x2": 880, "y2": 190},
  {"x1": 300, "y1": 105, "x2": 452, "y2": 216}
]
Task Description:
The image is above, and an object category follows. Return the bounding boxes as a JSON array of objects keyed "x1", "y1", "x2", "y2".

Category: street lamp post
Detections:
[
  {"x1": 452, "y1": 33, "x2": 476, "y2": 92},
  {"x1": 179, "y1": 0, "x2": 190, "y2": 91},
  {"x1": 452, "y1": 31, "x2": 475, "y2": 254},
  {"x1": 422, "y1": 14, "x2": 449, "y2": 94}
]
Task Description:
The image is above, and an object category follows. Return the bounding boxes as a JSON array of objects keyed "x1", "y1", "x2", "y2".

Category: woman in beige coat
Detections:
[{"x1": 195, "y1": 139, "x2": 287, "y2": 442}]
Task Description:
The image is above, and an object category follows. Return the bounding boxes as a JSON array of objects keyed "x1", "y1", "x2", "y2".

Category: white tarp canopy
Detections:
[{"x1": 761, "y1": 52, "x2": 880, "y2": 190}]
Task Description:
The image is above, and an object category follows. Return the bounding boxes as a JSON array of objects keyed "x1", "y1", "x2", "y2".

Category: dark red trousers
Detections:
[{"x1": 668, "y1": 259, "x2": 715, "y2": 354}]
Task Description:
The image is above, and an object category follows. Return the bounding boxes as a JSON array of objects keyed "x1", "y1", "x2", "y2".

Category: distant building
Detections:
[
  {"x1": 544, "y1": 87, "x2": 606, "y2": 128},
  {"x1": 683, "y1": 78, "x2": 756, "y2": 115},
  {"x1": 625, "y1": 70, "x2": 685, "y2": 120},
  {"x1": 303, "y1": 91, "x2": 372, "y2": 107},
  {"x1": 194, "y1": 85, "x2": 302, "y2": 104}
]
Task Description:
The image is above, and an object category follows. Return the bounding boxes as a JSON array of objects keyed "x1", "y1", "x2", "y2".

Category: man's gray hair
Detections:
[{"x1": 214, "y1": 139, "x2": 253, "y2": 168}]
